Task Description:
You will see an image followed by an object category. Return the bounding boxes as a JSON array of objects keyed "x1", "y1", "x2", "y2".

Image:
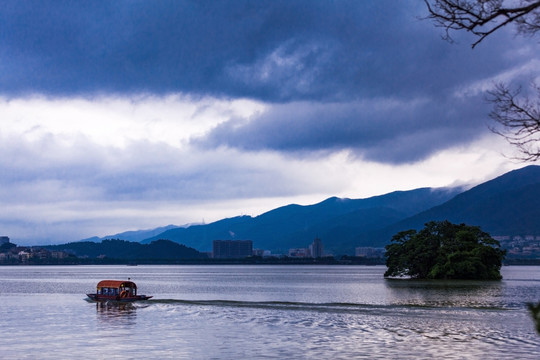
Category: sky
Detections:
[{"x1": 1, "y1": 1, "x2": 538, "y2": 245}]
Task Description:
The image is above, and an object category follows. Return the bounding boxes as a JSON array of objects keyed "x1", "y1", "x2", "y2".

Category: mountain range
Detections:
[{"x1": 90, "y1": 165, "x2": 540, "y2": 255}]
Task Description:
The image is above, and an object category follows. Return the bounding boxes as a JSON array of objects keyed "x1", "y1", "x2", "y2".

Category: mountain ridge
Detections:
[
  {"x1": 358, "y1": 165, "x2": 540, "y2": 247},
  {"x1": 140, "y1": 186, "x2": 463, "y2": 253},
  {"x1": 380, "y1": 165, "x2": 540, "y2": 235},
  {"x1": 80, "y1": 224, "x2": 181, "y2": 243},
  {"x1": 78, "y1": 165, "x2": 539, "y2": 255}
]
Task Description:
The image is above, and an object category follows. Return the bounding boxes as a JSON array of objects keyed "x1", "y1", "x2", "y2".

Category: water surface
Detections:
[{"x1": 0, "y1": 265, "x2": 538, "y2": 359}]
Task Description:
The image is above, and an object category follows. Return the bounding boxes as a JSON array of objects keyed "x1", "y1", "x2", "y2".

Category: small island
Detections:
[{"x1": 384, "y1": 220, "x2": 506, "y2": 280}]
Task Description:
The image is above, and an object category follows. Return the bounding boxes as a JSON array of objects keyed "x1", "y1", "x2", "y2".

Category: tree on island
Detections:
[{"x1": 384, "y1": 221, "x2": 506, "y2": 280}]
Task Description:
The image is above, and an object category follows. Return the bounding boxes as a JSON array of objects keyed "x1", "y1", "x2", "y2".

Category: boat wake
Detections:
[{"x1": 144, "y1": 298, "x2": 510, "y2": 314}]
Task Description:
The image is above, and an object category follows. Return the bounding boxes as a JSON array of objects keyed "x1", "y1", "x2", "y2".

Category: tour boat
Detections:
[{"x1": 86, "y1": 279, "x2": 153, "y2": 302}]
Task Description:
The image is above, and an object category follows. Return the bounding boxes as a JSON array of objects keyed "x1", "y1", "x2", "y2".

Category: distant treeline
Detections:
[
  {"x1": 38, "y1": 239, "x2": 386, "y2": 265},
  {"x1": 3, "y1": 238, "x2": 537, "y2": 266},
  {"x1": 44, "y1": 239, "x2": 207, "y2": 261}
]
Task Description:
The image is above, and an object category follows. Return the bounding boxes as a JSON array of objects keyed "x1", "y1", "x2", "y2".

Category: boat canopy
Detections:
[{"x1": 96, "y1": 280, "x2": 137, "y2": 290}]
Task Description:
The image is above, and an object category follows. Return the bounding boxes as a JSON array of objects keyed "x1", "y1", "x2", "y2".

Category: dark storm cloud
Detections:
[
  {"x1": 1, "y1": 1, "x2": 535, "y2": 164},
  {"x1": 194, "y1": 94, "x2": 490, "y2": 164},
  {"x1": 0, "y1": 1, "x2": 515, "y2": 100}
]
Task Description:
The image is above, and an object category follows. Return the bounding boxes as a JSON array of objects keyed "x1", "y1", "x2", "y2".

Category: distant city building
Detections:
[
  {"x1": 253, "y1": 249, "x2": 273, "y2": 257},
  {"x1": 50, "y1": 251, "x2": 68, "y2": 259},
  {"x1": 355, "y1": 247, "x2": 385, "y2": 258},
  {"x1": 288, "y1": 248, "x2": 310, "y2": 258},
  {"x1": 212, "y1": 240, "x2": 253, "y2": 259},
  {"x1": 253, "y1": 249, "x2": 271, "y2": 257},
  {"x1": 18, "y1": 250, "x2": 31, "y2": 263},
  {"x1": 495, "y1": 235, "x2": 540, "y2": 259},
  {"x1": 0, "y1": 236, "x2": 9, "y2": 245},
  {"x1": 288, "y1": 238, "x2": 325, "y2": 258},
  {"x1": 309, "y1": 237, "x2": 324, "y2": 258}
]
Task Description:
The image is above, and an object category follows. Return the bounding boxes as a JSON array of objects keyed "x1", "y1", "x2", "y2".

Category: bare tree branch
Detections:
[
  {"x1": 487, "y1": 83, "x2": 540, "y2": 161},
  {"x1": 424, "y1": 0, "x2": 540, "y2": 48},
  {"x1": 424, "y1": 1, "x2": 540, "y2": 161}
]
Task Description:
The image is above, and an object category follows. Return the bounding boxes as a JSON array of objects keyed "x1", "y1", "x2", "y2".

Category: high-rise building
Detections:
[
  {"x1": 212, "y1": 240, "x2": 253, "y2": 259},
  {"x1": 310, "y1": 237, "x2": 324, "y2": 258},
  {"x1": 0, "y1": 236, "x2": 9, "y2": 245}
]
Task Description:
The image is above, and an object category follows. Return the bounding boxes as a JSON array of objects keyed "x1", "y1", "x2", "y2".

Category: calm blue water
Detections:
[{"x1": 0, "y1": 265, "x2": 538, "y2": 359}]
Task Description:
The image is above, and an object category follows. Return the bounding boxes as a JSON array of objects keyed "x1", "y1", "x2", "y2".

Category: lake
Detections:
[{"x1": 0, "y1": 265, "x2": 538, "y2": 359}]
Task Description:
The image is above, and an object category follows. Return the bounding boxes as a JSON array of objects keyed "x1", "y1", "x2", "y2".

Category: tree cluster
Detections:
[{"x1": 384, "y1": 221, "x2": 506, "y2": 280}]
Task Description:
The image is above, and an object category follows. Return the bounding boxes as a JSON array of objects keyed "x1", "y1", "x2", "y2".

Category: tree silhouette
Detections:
[{"x1": 424, "y1": 0, "x2": 540, "y2": 48}]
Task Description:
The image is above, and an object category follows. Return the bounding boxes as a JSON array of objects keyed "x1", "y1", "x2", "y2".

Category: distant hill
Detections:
[
  {"x1": 79, "y1": 225, "x2": 181, "y2": 243},
  {"x1": 45, "y1": 239, "x2": 206, "y2": 260},
  {"x1": 366, "y1": 165, "x2": 540, "y2": 245},
  {"x1": 141, "y1": 187, "x2": 462, "y2": 253}
]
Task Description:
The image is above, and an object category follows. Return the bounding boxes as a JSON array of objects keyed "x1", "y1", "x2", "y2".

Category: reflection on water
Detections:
[
  {"x1": 94, "y1": 301, "x2": 147, "y2": 326},
  {"x1": 385, "y1": 278, "x2": 506, "y2": 309}
]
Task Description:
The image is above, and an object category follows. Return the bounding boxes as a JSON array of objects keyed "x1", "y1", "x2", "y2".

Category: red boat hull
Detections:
[{"x1": 86, "y1": 293, "x2": 153, "y2": 302}]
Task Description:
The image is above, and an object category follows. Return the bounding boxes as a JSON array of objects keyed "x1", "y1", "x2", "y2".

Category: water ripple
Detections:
[{"x1": 146, "y1": 298, "x2": 512, "y2": 314}]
